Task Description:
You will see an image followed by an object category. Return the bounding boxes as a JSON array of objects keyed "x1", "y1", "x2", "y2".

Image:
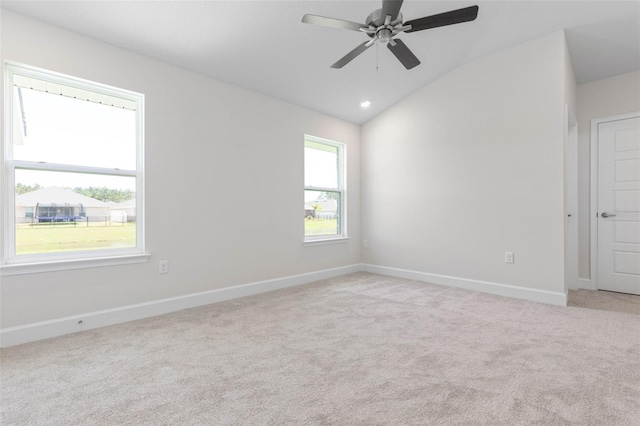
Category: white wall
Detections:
[
  {"x1": 361, "y1": 32, "x2": 568, "y2": 296},
  {"x1": 0, "y1": 7, "x2": 606, "y2": 336},
  {"x1": 0, "y1": 10, "x2": 361, "y2": 328},
  {"x1": 576, "y1": 71, "x2": 640, "y2": 280}
]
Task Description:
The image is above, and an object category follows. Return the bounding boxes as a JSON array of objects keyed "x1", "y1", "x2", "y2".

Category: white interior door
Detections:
[{"x1": 597, "y1": 116, "x2": 640, "y2": 294}]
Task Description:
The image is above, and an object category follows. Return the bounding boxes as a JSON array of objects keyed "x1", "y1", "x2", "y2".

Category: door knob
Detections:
[{"x1": 601, "y1": 211, "x2": 616, "y2": 218}]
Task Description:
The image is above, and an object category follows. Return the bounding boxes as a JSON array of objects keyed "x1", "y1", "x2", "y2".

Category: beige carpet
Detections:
[
  {"x1": 569, "y1": 288, "x2": 640, "y2": 316},
  {"x1": 2, "y1": 272, "x2": 639, "y2": 425}
]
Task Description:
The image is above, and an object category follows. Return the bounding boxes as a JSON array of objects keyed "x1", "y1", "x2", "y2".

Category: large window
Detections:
[
  {"x1": 304, "y1": 135, "x2": 346, "y2": 240},
  {"x1": 3, "y1": 63, "x2": 144, "y2": 267}
]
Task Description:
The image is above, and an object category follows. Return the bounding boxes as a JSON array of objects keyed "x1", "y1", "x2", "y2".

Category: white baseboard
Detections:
[
  {"x1": 0, "y1": 263, "x2": 571, "y2": 348},
  {"x1": 0, "y1": 264, "x2": 361, "y2": 348},
  {"x1": 361, "y1": 264, "x2": 568, "y2": 306}
]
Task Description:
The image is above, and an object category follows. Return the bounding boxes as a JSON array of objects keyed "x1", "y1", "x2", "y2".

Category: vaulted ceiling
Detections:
[{"x1": 2, "y1": 1, "x2": 639, "y2": 124}]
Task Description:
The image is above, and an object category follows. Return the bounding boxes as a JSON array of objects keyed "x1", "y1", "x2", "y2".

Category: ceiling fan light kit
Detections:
[{"x1": 302, "y1": 0, "x2": 479, "y2": 70}]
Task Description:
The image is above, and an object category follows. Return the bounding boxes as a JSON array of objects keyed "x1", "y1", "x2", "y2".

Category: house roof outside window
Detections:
[{"x1": 15, "y1": 186, "x2": 108, "y2": 208}]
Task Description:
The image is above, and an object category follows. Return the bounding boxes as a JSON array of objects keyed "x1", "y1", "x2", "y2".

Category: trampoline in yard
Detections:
[{"x1": 35, "y1": 202, "x2": 85, "y2": 222}]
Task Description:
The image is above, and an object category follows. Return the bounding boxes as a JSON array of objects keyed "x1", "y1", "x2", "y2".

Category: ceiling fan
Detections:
[{"x1": 302, "y1": 0, "x2": 479, "y2": 70}]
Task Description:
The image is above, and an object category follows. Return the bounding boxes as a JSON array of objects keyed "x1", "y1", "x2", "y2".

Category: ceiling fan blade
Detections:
[
  {"x1": 405, "y1": 5, "x2": 479, "y2": 33},
  {"x1": 331, "y1": 41, "x2": 372, "y2": 69},
  {"x1": 302, "y1": 14, "x2": 365, "y2": 32},
  {"x1": 387, "y1": 39, "x2": 420, "y2": 69},
  {"x1": 381, "y1": 0, "x2": 404, "y2": 22}
]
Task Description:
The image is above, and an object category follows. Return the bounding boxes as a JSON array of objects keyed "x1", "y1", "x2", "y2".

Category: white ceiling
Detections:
[{"x1": 1, "y1": 1, "x2": 639, "y2": 124}]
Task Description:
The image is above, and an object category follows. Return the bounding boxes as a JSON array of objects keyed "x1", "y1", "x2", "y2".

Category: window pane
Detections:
[
  {"x1": 304, "y1": 142, "x2": 338, "y2": 189},
  {"x1": 305, "y1": 190, "x2": 340, "y2": 236},
  {"x1": 13, "y1": 85, "x2": 136, "y2": 170},
  {"x1": 15, "y1": 169, "x2": 136, "y2": 255}
]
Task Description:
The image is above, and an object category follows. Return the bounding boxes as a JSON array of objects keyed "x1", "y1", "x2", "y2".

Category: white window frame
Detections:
[
  {"x1": 1, "y1": 62, "x2": 148, "y2": 275},
  {"x1": 304, "y1": 135, "x2": 347, "y2": 243}
]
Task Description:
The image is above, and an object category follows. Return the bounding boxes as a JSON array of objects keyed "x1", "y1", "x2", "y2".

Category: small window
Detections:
[
  {"x1": 304, "y1": 135, "x2": 346, "y2": 240},
  {"x1": 3, "y1": 63, "x2": 144, "y2": 264}
]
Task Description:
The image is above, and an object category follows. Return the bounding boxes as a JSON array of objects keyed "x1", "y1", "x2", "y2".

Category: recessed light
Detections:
[{"x1": 360, "y1": 100, "x2": 371, "y2": 108}]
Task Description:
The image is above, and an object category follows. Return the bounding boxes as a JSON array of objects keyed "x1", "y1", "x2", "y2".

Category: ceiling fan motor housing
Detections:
[
  {"x1": 366, "y1": 9, "x2": 402, "y2": 43},
  {"x1": 366, "y1": 9, "x2": 402, "y2": 27}
]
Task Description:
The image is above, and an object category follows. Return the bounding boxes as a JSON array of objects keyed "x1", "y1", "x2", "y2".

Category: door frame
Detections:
[
  {"x1": 589, "y1": 111, "x2": 640, "y2": 290},
  {"x1": 564, "y1": 106, "x2": 578, "y2": 291}
]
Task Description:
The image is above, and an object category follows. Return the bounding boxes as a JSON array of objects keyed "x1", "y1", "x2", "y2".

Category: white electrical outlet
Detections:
[
  {"x1": 159, "y1": 260, "x2": 169, "y2": 274},
  {"x1": 505, "y1": 252, "x2": 514, "y2": 264},
  {"x1": 363, "y1": 240, "x2": 369, "y2": 249}
]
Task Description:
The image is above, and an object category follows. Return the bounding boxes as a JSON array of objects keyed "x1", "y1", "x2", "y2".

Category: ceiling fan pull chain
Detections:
[{"x1": 376, "y1": 42, "x2": 379, "y2": 71}]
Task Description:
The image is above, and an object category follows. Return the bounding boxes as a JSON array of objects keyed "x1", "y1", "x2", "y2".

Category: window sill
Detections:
[
  {"x1": 0, "y1": 253, "x2": 151, "y2": 276},
  {"x1": 303, "y1": 237, "x2": 350, "y2": 246}
]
